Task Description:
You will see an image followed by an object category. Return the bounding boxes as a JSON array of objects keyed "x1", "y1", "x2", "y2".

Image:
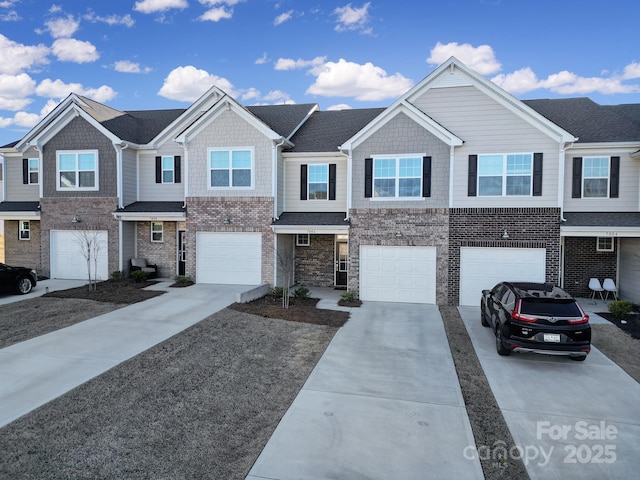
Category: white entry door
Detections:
[
  {"x1": 50, "y1": 230, "x2": 109, "y2": 280},
  {"x1": 196, "y1": 232, "x2": 262, "y2": 284},
  {"x1": 459, "y1": 247, "x2": 546, "y2": 306},
  {"x1": 360, "y1": 245, "x2": 437, "y2": 304}
]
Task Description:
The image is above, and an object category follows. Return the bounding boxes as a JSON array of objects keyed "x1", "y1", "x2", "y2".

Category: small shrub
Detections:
[
  {"x1": 111, "y1": 270, "x2": 123, "y2": 280},
  {"x1": 609, "y1": 300, "x2": 633, "y2": 319},
  {"x1": 270, "y1": 286, "x2": 284, "y2": 297},
  {"x1": 174, "y1": 275, "x2": 192, "y2": 283},
  {"x1": 293, "y1": 286, "x2": 310, "y2": 300},
  {"x1": 341, "y1": 291, "x2": 356, "y2": 302},
  {"x1": 130, "y1": 270, "x2": 149, "y2": 283}
]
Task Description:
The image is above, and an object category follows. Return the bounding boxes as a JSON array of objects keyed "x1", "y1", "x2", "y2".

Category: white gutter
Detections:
[
  {"x1": 448, "y1": 145, "x2": 455, "y2": 208},
  {"x1": 341, "y1": 148, "x2": 351, "y2": 220},
  {"x1": 113, "y1": 142, "x2": 129, "y2": 209},
  {"x1": 558, "y1": 142, "x2": 573, "y2": 222},
  {"x1": 0, "y1": 153, "x2": 5, "y2": 202},
  {"x1": 272, "y1": 138, "x2": 285, "y2": 220},
  {"x1": 178, "y1": 141, "x2": 189, "y2": 208}
]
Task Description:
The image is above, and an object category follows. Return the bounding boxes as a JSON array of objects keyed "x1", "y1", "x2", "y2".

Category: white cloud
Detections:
[
  {"x1": 428, "y1": 42, "x2": 501, "y2": 75},
  {"x1": 262, "y1": 89, "x2": 293, "y2": 103},
  {"x1": 12, "y1": 110, "x2": 40, "y2": 127},
  {"x1": 0, "y1": 73, "x2": 36, "y2": 110},
  {"x1": 52, "y1": 38, "x2": 99, "y2": 63},
  {"x1": 333, "y1": 2, "x2": 372, "y2": 34},
  {"x1": 306, "y1": 58, "x2": 413, "y2": 101},
  {"x1": 491, "y1": 67, "x2": 539, "y2": 94},
  {"x1": 241, "y1": 87, "x2": 261, "y2": 101},
  {"x1": 134, "y1": 0, "x2": 188, "y2": 14},
  {"x1": 622, "y1": 62, "x2": 640, "y2": 80},
  {"x1": 158, "y1": 65, "x2": 236, "y2": 101},
  {"x1": 114, "y1": 60, "x2": 152, "y2": 74},
  {"x1": 45, "y1": 15, "x2": 79, "y2": 38},
  {"x1": 327, "y1": 103, "x2": 352, "y2": 111},
  {"x1": 0, "y1": 10, "x2": 20, "y2": 21},
  {"x1": 199, "y1": 7, "x2": 232, "y2": 22},
  {"x1": 36, "y1": 78, "x2": 116, "y2": 102},
  {"x1": 84, "y1": 11, "x2": 135, "y2": 27},
  {"x1": 0, "y1": 1, "x2": 18, "y2": 8},
  {"x1": 0, "y1": 34, "x2": 49, "y2": 75},
  {"x1": 274, "y1": 56, "x2": 326, "y2": 71},
  {"x1": 255, "y1": 52, "x2": 268, "y2": 65},
  {"x1": 274, "y1": 10, "x2": 293, "y2": 26}
]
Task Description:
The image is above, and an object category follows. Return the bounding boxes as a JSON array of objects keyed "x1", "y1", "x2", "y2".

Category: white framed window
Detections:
[
  {"x1": 208, "y1": 148, "x2": 253, "y2": 189},
  {"x1": 308, "y1": 164, "x2": 328, "y2": 200},
  {"x1": 596, "y1": 237, "x2": 614, "y2": 252},
  {"x1": 296, "y1": 233, "x2": 310, "y2": 246},
  {"x1": 57, "y1": 150, "x2": 98, "y2": 190},
  {"x1": 162, "y1": 156, "x2": 175, "y2": 183},
  {"x1": 19, "y1": 221, "x2": 30, "y2": 240},
  {"x1": 583, "y1": 157, "x2": 609, "y2": 198},
  {"x1": 151, "y1": 222, "x2": 164, "y2": 243},
  {"x1": 373, "y1": 155, "x2": 422, "y2": 198},
  {"x1": 478, "y1": 153, "x2": 532, "y2": 196},
  {"x1": 28, "y1": 158, "x2": 39, "y2": 184}
]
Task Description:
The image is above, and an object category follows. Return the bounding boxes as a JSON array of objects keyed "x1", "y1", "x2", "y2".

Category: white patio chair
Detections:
[
  {"x1": 588, "y1": 278, "x2": 604, "y2": 300},
  {"x1": 603, "y1": 278, "x2": 618, "y2": 300}
]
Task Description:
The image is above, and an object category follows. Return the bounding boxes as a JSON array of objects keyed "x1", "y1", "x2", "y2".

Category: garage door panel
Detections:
[
  {"x1": 51, "y1": 230, "x2": 109, "y2": 281},
  {"x1": 459, "y1": 247, "x2": 546, "y2": 306},
  {"x1": 196, "y1": 232, "x2": 261, "y2": 285},
  {"x1": 360, "y1": 246, "x2": 436, "y2": 304}
]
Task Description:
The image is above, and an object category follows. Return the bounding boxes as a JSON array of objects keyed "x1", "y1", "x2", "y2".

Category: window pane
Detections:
[
  {"x1": 506, "y1": 176, "x2": 531, "y2": 195},
  {"x1": 507, "y1": 154, "x2": 532, "y2": 175},
  {"x1": 79, "y1": 171, "x2": 95, "y2": 187},
  {"x1": 162, "y1": 157, "x2": 174, "y2": 170},
  {"x1": 152, "y1": 223, "x2": 163, "y2": 232},
  {"x1": 309, "y1": 183, "x2": 328, "y2": 199},
  {"x1": 163, "y1": 171, "x2": 174, "y2": 183},
  {"x1": 78, "y1": 153, "x2": 95, "y2": 170},
  {"x1": 478, "y1": 155, "x2": 503, "y2": 175},
  {"x1": 29, "y1": 159, "x2": 38, "y2": 170},
  {"x1": 584, "y1": 157, "x2": 608, "y2": 177},
  {"x1": 232, "y1": 169, "x2": 251, "y2": 187},
  {"x1": 308, "y1": 164, "x2": 328, "y2": 182},
  {"x1": 231, "y1": 150, "x2": 251, "y2": 169},
  {"x1": 210, "y1": 151, "x2": 229, "y2": 169},
  {"x1": 399, "y1": 178, "x2": 420, "y2": 197},
  {"x1": 59, "y1": 154, "x2": 75, "y2": 171},
  {"x1": 478, "y1": 176, "x2": 502, "y2": 195},
  {"x1": 374, "y1": 178, "x2": 395, "y2": 197},
  {"x1": 211, "y1": 170, "x2": 229, "y2": 187},
  {"x1": 399, "y1": 158, "x2": 421, "y2": 177},
  {"x1": 60, "y1": 171, "x2": 76, "y2": 187},
  {"x1": 374, "y1": 159, "x2": 396, "y2": 178},
  {"x1": 29, "y1": 172, "x2": 38, "y2": 184},
  {"x1": 584, "y1": 178, "x2": 607, "y2": 197}
]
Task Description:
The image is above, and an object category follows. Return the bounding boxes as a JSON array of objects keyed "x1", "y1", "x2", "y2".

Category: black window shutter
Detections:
[
  {"x1": 422, "y1": 156, "x2": 432, "y2": 197},
  {"x1": 532, "y1": 153, "x2": 543, "y2": 196},
  {"x1": 155, "y1": 156, "x2": 162, "y2": 183},
  {"x1": 300, "y1": 164, "x2": 307, "y2": 200},
  {"x1": 22, "y1": 159, "x2": 28, "y2": 184},
  {"x1": 329, "y1": 164, "x2": 336, "y2": 200},
  {"x1": 610, "y1": 156, "x2": 620, "y2": 198},
  {"x1": 572, "y1": 157, "x2": 582, "y2": 198},
  {"x1": 468, "y1": 155, "x2": 477, "y2": 196},
  {"x1": 364, "y1": 158, "x2": 373, "y2": 198},
  {"x1": 174, "y1": 156, "x2": 181, "y2": 183}
]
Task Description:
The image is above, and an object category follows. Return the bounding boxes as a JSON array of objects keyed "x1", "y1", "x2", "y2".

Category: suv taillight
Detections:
[
  {"x1": 511, "y1": 299, "x2": 538, "y2": 323},
  {"x1": 568, "y1": 303, "x2": 589, "y2": 324}
]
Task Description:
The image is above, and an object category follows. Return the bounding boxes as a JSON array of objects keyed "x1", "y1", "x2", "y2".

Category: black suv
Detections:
[
  {"x1": 0, "y1": 262, "x2": 38, "y2": 295},
  {"x1": 481, "y1": 282, "x2": 591, "y2": 361}
]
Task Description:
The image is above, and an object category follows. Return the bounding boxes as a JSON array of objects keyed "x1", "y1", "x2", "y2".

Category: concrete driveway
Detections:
[
  {"x1": 248, "y1": 301, "x2": 484, "y2": 480},
  {"x1": 0, "y1": 278, "x2": 88, "y2": 305},
  {"x1": 458, "y1": 306, "x2": 640, "y2": 480}
]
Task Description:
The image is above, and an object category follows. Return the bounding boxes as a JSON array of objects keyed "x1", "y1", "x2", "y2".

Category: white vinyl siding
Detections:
[
  {"x1": 284, "y1": 157, "x2": 347, "y2": 212},
  {"x1": 619, "y1": 239, "x2": 640, "y2": 302},
  {"x1": 122, "y1": 148, "x2": 138, "y2": 206},
  {"x1": 413, "y1": 86, "x2": 560, "y2": 208},
  {"x1": 138, "y1": 151, "x2": 184, "y2": 202}
]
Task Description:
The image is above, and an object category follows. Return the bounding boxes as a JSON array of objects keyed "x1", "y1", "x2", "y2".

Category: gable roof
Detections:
[
  {"x1": 524, "y1": 98, "x2": 640, "y2": 143},
  {"x1": 288, "y1": 108, "x2": 386, "y2": 152},
  {"x1": 246, "y1": 104, "x2": 318, "y2": 139}
]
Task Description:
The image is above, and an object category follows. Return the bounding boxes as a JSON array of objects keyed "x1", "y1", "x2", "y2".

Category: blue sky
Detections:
[{"x1": 1, "y1": 0, "x2": 639, "y2": 147}]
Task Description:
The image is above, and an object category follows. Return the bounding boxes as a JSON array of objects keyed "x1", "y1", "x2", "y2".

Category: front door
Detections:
[
  {"x1": 178, "y1": 230, "x2": 186, "y2": 276},
  {"x1": 335, "y1": 240, "x2": 348, "y2": 288}
]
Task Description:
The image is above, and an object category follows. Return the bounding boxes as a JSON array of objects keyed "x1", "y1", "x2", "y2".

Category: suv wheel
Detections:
[
  {"x1": 480, "y1": 306, "x2": 489, "y2": 327},
  {"x1": 495, "y1": 327, "x2": 511, "y2": 356},
  {"x1": 570, "y1": 355, "x2": 587, "y2": 362},
  {"x1": 16, "y1": 276, "x2": 33, "y2": 294}
]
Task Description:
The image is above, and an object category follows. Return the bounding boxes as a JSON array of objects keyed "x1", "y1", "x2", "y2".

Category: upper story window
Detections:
[
  {"x1": 151, "y1": 222, "x2": 163, "y2": 242},
  {"x1": 571, "y1": 156, "x2": 619, "y2": 199},
  {"x1": 209, "y1": 148, "x2": 253, "y2": 189},
  {"x1": 308, "y1": 164, "x2": 328, "y2": 200},
  {"x1": 374, "y1": 156, "x2": 422, "y2": 198},
  {"x1": 478, "y1": 153, "x2": 532, "y2": 196},
  {"x1": 57, "y1": 150, "x2": 98, "y2": 191},
  {"x1": 23, "y1": 158, "x2": 39, "y2": 185},
  {"x1": 19, "y1": 220, "x2": 30, "y2": 240},
  {"x1": 155, "y1": 156, "x2": 181, "y2": 184}
]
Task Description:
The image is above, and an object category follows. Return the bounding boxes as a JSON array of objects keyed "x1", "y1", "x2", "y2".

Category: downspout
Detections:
[
  {"x1": 113, "y1": 142, "x2": 129, "y2": 273},
  {"x1": 0, "y1": 153, "x2": 5, "y2": 201},
  {"x1": 340, "y1": 148, "x2": 351, "y2": 220},
  {"x1": 177, "y1": 140, "x2": 189, "y2": 208},
  {"x1": 557, "y1": 141, "x2": 573, "y2": 289},
  {"x1": 272, "y1": 137, "x2": 285, "y2": 287},
  {"x1": 449, "y1": 145, "x2": 455, "y2": 208}
]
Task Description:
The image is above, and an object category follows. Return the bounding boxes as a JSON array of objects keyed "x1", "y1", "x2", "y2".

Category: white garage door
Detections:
[
  {"x1": 196, "y1": 232, "x2": 261, "y2": 285},
  {"x1": 50, "y1": 230, "x2": 109, "y2": 280},
  {"x1": 360, "y1": 245, "x2": 437, "y2": 304},
  {"x1": 459, "y1": 247, "x2": 546, "y2": 306}
]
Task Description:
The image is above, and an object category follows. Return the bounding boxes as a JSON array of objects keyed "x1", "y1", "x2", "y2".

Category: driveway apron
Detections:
[
  {"x1": 0, "y1": 283, "x2": 247, "y2": 428},
  {"x1": 247, "y1": 301, "x2": 484, "y2": 480},
  {"x1": 458, "y1": 306, "x2": 640, "y2": 480}
]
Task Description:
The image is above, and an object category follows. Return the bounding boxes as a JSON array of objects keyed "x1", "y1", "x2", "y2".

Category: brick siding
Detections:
[
  {"x1": 295, "y1": 234, "x2": 335, "y2": 287},
  {"x1": 136, "y1": 221, "x2": 178, "y2": 278},
  {"x1": 563, "y1": 236, "x2": 617, "y2": 298},
  {"x1": 4, "y1": 220, "x2": 41, "y2": 271}
]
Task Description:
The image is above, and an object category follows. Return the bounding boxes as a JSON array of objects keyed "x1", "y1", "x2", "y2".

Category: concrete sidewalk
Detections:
[
  {"x1": 0, "y1": 282, "x2": 249, "y2": 428},
  {"x1": 247, "y1": 290, "x2": 484, "y2": 479}
]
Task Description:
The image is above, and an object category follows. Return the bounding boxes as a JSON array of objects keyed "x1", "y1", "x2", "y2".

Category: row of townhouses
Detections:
[{"x1": 1, "y1": 57, "x2": 639, "y2": 306}]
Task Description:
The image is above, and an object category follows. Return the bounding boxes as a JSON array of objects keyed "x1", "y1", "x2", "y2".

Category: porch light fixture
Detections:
[
  {"x1": 395, "y1": 231, "x2": 403, "y2": 238},
  {"x1": 72, "y1": 215, "x2": 81, "y2": 224},
  {"x1": 502, "y1": 230, "x2": 510, "y2": 239},
  {"x1": 223, "y1": 218, "x2": 231, "y2": 224}
]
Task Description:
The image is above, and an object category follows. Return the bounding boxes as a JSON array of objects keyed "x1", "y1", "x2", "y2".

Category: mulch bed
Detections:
[
  {"x1": 596, "y1": 312, "x2": 640, "y2": 339},
  {"x1": 43, "y1": 279, "x2": 164, "y2": 304},
  {"x1": 229, "y1": 295, "x2": 350, "y2": 328}
]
